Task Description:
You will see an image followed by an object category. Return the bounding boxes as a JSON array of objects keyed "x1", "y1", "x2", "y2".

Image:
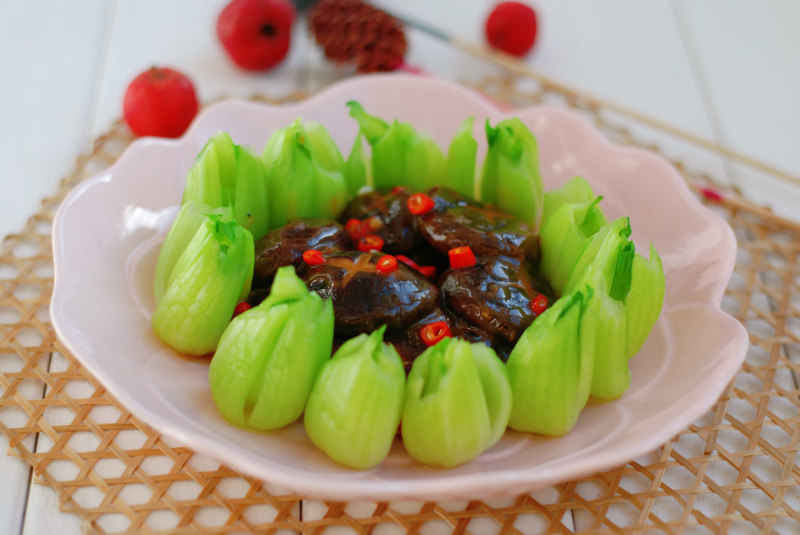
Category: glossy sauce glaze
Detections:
[
  {"x1": 253, "y1": 219, "x2": 350, "y2": 287},
  {"x1": 249, "y1": 187, "x2": 555, "y2": 370},
  {"x1": 417, "y1": 187, "x2": 540, "y2": 260},
  {"x1": 303, "y1": 251, "x2": 439, "y2": 339}
]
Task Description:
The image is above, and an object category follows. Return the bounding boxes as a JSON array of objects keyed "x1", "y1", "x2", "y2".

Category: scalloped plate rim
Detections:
[{"x1": 50, "y1": 74, "x2": 747, "y2": 501}]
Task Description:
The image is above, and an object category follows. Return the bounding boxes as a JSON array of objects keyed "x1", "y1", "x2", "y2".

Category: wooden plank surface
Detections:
[{"x1": 0, "y1": 2, "x2": 114, "y2": 534}]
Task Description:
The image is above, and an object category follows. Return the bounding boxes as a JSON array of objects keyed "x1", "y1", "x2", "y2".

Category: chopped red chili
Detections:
[
  {"x1": 407, "y1": 192, "x2": 435, "y2": 215},
  {"x1": 357, "y1": 234, "x2": 385, "y2": 252},
  {"x1": 391, "y1": 185, "x2": 408, "y2": 195},
  {"x1": 376, "y1": 254, "x2": 398, "y2": 274},
  {"x1": 360, "y1": 215, "x2": 383, "y2": 235},
  {"x1": 699, "y1": 186, "x2": 725, "y2": 203},
  {"x1": 448, "y1": 245, "x2": 476, "y2": 268},
  {"x1": 344, "y1": 218, "x2": 362, "y2": 238},
  {"x1": 530, "y1": 294, "x2": 549, "y2": 316},
  {"x1": 396, "y1": 254, "x2": 419, "y2": 269},
  {"x1": 302, "y1": 249, "x2": 326, "y2": 265},
  {"x1": 420, "y1": 321, "x2": 452, "y2": 346},
  {"x1": 232, "y1": 301, "x2": 252, "y2": 318},
  {"x1": 395, "y1": 255, "x2": 435, "y2": 278},
  {"x1": 417, "y1": 265, "x2": 436, "y2": 278}
]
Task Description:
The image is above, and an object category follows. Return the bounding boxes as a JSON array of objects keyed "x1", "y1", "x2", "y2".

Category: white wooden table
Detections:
[{"x1": 1, "y1": 1, "x2": 799, "y2": 533}]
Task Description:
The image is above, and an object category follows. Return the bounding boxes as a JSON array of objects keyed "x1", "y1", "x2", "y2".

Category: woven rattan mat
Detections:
[{"x1": 1, "y1": 77, "x2": 799, "y2": 534}]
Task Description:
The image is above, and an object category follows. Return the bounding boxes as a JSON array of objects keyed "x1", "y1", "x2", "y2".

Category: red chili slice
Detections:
[
  {"x1": 302, "y1": 249, "x2": 326, "y2": 265},
  {"x1": 396, "y1": 254, "x2": 419, "y2": 269},
  {"x1": 407, "y1": 192, "x2": 435, "y2": 215},
  {"x1": 417, "y1": 265, "x2": 436, "y2": 278},
  {"x1": 359, "y1": 215, "x2": 383, "y2": 235},
  {"x1": 376, "y1": 255, "x2": 398, "y2": 274},
  {"x1": 448, "y1": 246, "x2": 476, "y2": 268},
  {"x1": 232, "y1": 301, "x2": 252, "y2": 318},
  {"x1": 391, "y1": 185, "x2": 408, "y2": 195},
  {"x1": 358, "y1": 234, "x2": 384, "y2": 252},
  {"x1": 530, "y1": 294, "x2": 549, "y2": 315},
  {"x1": 344, "y1": 218, "x2": 362, "y2": 238},
  {"x1": 420, "y1": 321, "x2": 452, "y2": 346},
  {"x1": 396, "y1": 255, "x2": 435, "y2": 278}
]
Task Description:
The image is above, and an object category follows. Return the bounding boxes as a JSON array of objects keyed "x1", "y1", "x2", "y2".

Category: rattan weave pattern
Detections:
[{"x1": 1, "y1": 80, "x2": 799, "y2": 534}]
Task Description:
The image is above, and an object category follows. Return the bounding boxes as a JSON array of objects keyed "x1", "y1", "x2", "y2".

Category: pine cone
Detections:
[{"x1": 309, "y1": 0, "x2": 407, "y2": 73}]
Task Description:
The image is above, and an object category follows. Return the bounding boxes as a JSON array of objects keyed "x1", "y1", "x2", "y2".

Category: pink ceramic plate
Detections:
[{"x1": 51, "y1": 74, "x2": 748, "y2": 500}]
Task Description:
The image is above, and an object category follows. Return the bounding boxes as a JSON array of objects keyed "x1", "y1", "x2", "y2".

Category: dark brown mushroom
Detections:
[
  {"x1": 338, "y1": 188, "x2": 417, "y2": 254},
  {"x1": 417, "y1": 187, "x2": 539, "y2": 260},
  {"x1": 440, "y1": 255, "x2": 553, "y2": 345},
  {"x1": 252, "y1": 219, "x2": 350, "y2": 289},
  {"x1": 387, "y1": 307, "x2": 511, "y2": 372},
  {"x1": 302, "y1": 251, "x2": 439, "y2": 339}
]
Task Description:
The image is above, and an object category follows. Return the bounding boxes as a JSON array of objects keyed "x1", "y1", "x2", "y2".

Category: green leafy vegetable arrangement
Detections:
[{"x1": 151, "y1": 102, "x2": 665, "y2": 470}]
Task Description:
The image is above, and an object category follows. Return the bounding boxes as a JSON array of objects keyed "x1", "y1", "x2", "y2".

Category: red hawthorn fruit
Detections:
[
  {"x1": 485, "y1": 2, "x2": 538, "y2": 57},
  {"x1": 217, "y1": 0, "x2": 296, "y2": 71},
  {"x1": 122, "y1": 67, "x2": 199, "y2": 138}
]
